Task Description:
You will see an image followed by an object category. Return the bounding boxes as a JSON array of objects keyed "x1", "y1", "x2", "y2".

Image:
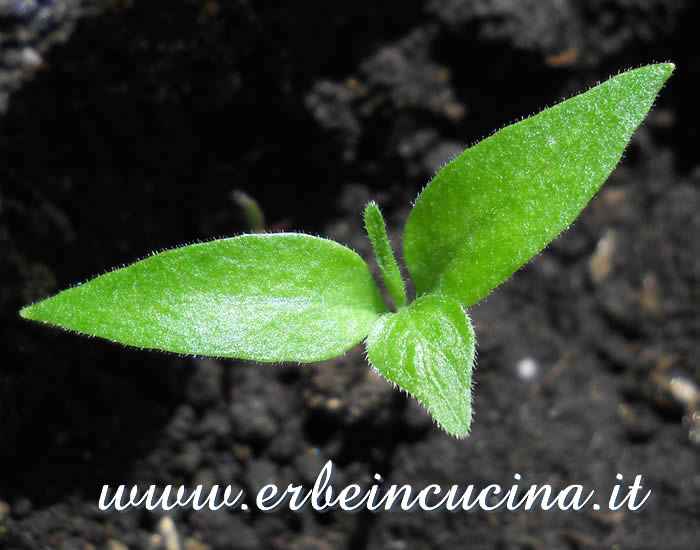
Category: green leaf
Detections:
[
  {"x1": 404, "y1": 63, "x2": 674, "y2": 307},
  {"x1": 364, "y1": 201, "x2": 408, "y2": 309},
  {"x1": 366, "y1": 295, "x2": 475, "y2": 437},
  {"x1": 20, "y1": 234, "x2": 387, "y2": 362}
]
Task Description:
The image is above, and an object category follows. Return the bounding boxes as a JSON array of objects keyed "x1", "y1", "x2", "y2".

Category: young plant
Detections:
[{"x1": 20, "y1": 64, "x2": 673, "y2": 437}]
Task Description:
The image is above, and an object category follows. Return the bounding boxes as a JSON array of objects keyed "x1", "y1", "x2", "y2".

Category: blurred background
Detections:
[{"x1": 1, "y1": 1, "x2": 697, "y2": 548}]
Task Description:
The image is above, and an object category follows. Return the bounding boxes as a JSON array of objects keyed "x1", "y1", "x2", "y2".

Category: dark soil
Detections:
[{"x1": 1, "y1": 1, "x2": 698, "y2": 549}]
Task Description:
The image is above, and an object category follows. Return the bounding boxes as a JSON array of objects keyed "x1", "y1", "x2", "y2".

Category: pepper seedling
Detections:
[{"x1": 20, "y1": 63, "x2": 674, "y2": 437}]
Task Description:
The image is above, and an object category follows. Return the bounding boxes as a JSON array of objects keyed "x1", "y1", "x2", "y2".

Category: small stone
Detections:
[
  {"x1": 516, "y1": 357, "x2": 539, "y2": 381},
  {"x1": 183, "y1": 539, "x2": 211, "y2": 550},
  {"x1": 588, "y1": 229, "x2": 616, "y2": 285},
  {"x1": 147, "y1": 534, "x2": 162, "y2": 550},
  {"x1": 596, "y1": 279, "x2": 638, "y2": 329},
  {"x1": 157, "y1": 516, "x2": 181, "y2": 550},
  {"x1": 105, "y1": 540, "x2": 128, "y2": 550},
  {"x1": 20, "y1": 47, "x2": 42, "y2": 68},
  {"x1": 2, "y1": 46, "x2": 42, "y2": 69},
  {"x1": 637, "y1": 272, "x2": 661, "y2": 315},
  {"x1": 669, "y1": 377, "x2": 698, "y2": 410},
  {"x1": 326, "y1": 397, "x2": 342, "y2": 410}
]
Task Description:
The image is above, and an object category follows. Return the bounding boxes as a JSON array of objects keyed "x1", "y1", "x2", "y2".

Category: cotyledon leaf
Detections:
[
  {"x1": 20, "y1": 234, "x2": 387, "y2": 362},
  {"x1": 404, "y1": 63, "x2": 674, "y2": 307},
  {"x1": 366, "y1": 295, "x2": 475, "y2": 437}
]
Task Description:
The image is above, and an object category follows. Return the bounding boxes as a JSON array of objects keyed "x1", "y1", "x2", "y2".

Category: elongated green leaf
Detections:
[
  {"x1": 404, "y1": 63, "x2": 674, "y2": 306},
  {"x1": 21, "y1": 234, "x2": 386, "y2": 362},
  {"x1": 364, "y1": 201, "x2": 407, "y2": 309},
  {"x1": 366, "y1": 295, "x2": 475, "y2": 437}
]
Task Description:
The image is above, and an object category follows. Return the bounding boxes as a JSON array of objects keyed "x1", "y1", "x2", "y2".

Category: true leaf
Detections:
[
  {"x1": 364, "y1": 201, "x2": 408, "y2": 309},
  {"x1": 366, "y1": 295, "x2": 475, "y2": 437},
  {"x1": 21, "y1": 234, "x2": 387, "y2": 362},
  {"x1": 403, "y1": 63, "x2": 674, "y2": 307}
]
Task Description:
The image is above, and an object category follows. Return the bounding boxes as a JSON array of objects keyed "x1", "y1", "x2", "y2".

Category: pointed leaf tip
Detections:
[
  {"x1": 19, "y1": 234, "x2": 387, "y2": 361},
  {"x1": 658, "y1": 62, "x2": 675, "y2": 77},
  {"x1": 366, "y1": 295, "x2": 475, "y2": 437},
  {"x1": 404, "y1": 63, "x2": 674, "y2": 307}
]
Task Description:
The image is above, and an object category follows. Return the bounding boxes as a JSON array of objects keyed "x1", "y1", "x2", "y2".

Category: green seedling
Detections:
[
  {"x1": 231, "y1": 189, "x2": 265, "y2": 232},
  {"x1": 20, "y1": 64, "x2": 673, "y2": 437}
]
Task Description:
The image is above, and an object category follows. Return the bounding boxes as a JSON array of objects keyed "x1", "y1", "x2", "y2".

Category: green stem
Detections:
[{"x1": 364, "y1": 201, "x2": 408, "y2": 310}]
